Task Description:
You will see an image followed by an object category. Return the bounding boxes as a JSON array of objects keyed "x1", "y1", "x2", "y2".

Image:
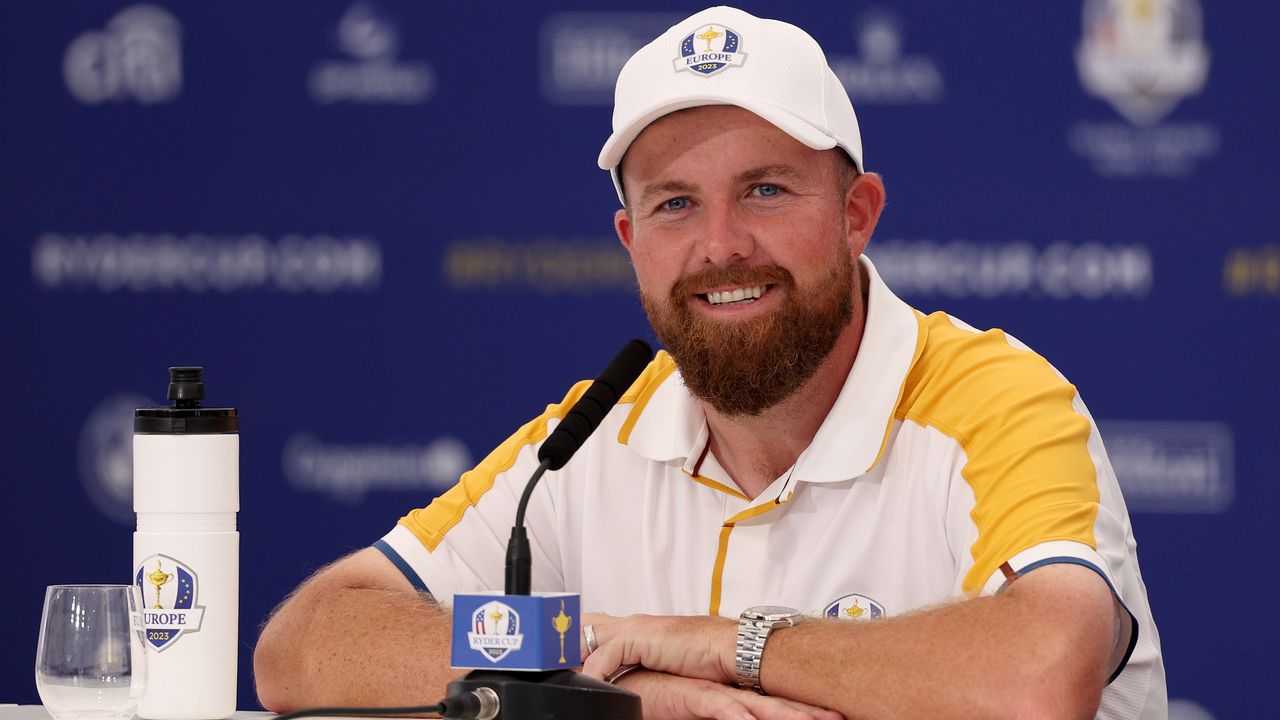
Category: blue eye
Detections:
[
  {"x1": 662, "y1": 197, "x2": 690, "y2": 211},
  {"x1": 754, "y1": 184, "x2": 781, "y2": 197}
]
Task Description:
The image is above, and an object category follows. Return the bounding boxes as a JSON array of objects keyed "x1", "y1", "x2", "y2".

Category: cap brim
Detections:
[{"x1": 597, "y1": 95, "x2": 839, "y2": 171}]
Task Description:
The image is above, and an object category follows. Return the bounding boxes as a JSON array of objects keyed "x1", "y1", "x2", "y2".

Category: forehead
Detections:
[{"x1": 621, "y1": 105, "x2": 822, "y2": 180}]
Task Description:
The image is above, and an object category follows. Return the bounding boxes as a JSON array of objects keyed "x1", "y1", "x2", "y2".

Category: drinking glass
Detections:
[{"x1": 35, "y1": 585, "x2": 147, "y2": 720}]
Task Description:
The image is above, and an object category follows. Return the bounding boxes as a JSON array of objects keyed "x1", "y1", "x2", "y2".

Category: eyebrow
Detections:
[
  {"x1": 633, "y1": 165, "x2": 805, "y2": 209},
  {"x1": 735, "y1": 164, "x2": 804, "y2": 183},
  {"x1": 635, "y1": 180, "x2": 697, "y2": 211}
]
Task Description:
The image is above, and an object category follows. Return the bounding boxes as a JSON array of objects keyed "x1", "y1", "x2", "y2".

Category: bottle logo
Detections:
[{"x1": 134, "y1": 554, "x2": 206, "y2": 651}]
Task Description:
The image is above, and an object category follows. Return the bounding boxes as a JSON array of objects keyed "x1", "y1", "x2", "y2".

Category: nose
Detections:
[{"x1": 698, "y1": 200, "x2": 754, "y2": 266}]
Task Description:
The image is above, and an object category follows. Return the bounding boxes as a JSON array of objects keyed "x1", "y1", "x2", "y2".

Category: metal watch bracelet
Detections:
[{"x1": 735, "y1": 606, "x2": 802, "y2": 693}]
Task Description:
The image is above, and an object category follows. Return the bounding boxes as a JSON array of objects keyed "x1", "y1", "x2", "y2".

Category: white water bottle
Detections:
[{"x1": 133, "y1": 367, "x2": 239, "y2": 719}]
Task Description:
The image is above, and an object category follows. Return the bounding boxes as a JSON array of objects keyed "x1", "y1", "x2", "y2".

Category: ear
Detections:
[
  {"x1": 615, "y1": 208, "x2": 635, "y2": 254},
  {"x1": 844, "y1": 172, "x2": 886, "y2": 257}
]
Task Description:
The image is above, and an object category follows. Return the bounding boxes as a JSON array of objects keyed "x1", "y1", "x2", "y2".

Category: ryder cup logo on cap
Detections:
[
  {"x1": 468, "y1": 601, "x2": 524, "y2": 663},
  {"x1": 598, "y1": 6, "x2": 864, "y2": 204},
  {"x1": 674, "y1": 23, "x2": 746, "y2": 76}
]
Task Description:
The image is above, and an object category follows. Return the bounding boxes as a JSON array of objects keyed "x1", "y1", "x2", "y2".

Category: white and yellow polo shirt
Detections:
[{"x1": 378, "y1": 257, "x2": 1165, "y2": 719}]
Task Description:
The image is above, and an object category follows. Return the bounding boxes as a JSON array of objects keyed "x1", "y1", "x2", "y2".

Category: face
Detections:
[{"x1": 614, "y1": 105, "x2": 882, "y2": 416}]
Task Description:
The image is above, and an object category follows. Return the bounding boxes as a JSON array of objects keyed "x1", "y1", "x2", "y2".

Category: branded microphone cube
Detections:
[{"x1": 451, "y1": 593, "x2": 581, "y2": 671}]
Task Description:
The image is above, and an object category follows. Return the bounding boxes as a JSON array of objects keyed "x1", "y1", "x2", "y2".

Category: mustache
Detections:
[{"x1": 671, "y1": 265, "x2": 794, "y2": 298}]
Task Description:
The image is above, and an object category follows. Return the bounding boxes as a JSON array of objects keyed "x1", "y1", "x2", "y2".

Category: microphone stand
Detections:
[
  {"x1": 447, "y1": 342, "x2": 651, "y2": 719},
  {"x1": 448, "y1": 457, "x2": 642, "y2": 719}
]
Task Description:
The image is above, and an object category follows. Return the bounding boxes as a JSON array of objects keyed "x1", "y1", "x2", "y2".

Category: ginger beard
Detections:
[{"x1": 640, "y1": 247, "x2": 856, "y2": 417}]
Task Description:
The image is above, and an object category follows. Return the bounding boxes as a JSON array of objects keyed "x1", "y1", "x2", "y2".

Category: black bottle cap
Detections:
[{"x1": 135, "y1": 366, "x2": 238, "y2": 435}]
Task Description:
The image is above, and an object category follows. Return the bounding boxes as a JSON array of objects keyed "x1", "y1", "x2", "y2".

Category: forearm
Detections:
[
  {"x1": 253, "y1": 552, "x2": 462, "y2": 711},
  {"x1": 583, "y1": 565, "x2": 1118, "y2": 720},
  {"x1": 759, "y1": 572, "x2": 1114, "y2": 720}
]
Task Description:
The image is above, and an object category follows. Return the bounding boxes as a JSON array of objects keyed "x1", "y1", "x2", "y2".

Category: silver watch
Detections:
[{"x1": 735, "y1": 605, "x2": 803, "y2": 693}]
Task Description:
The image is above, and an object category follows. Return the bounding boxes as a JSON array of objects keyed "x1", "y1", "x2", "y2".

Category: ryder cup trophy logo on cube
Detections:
[
  {"x1": 134, "y1": 554, "x2": 206, "y2": 651},
  {"x1": 674, "y1": 23, "x2": 746, "y2": 76},
  {"x1": 468, "y1": 601, "x2": 524, "y2": 663},
  {"x1": 451, "y1": 593, "x2": 580, "y2": 670}
]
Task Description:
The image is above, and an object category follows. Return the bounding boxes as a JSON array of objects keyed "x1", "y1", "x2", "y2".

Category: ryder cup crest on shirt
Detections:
[
  {"x1": 134, "y1": 553, "x2": 206, "y2": 651},
  {"x1": 673, "y1": 23, "x2": 746, "y2": 76},
  {"x1": 824, "y1": 593, "x2": 886, "y2": 620}
]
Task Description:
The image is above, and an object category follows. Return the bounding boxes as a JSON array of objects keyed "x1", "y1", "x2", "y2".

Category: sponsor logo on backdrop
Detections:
[
  {"x1": 79, "y1": 393, "x2": 155, "y2": 524},
  {"x1": 32, "y1": 233, "x2": 381, "y2": 293},
  {"x1": 828, "y1": 9, "x2": 943, "y2": 104},
  {"x1": 1223, "y1": 246, "x2": 1280, "y2": 297},
  {"x1": 445, "y1": 237, "x2": 635, "y2": 295},
  {"x1": 1100, "y1": 421, "x2": 1233, "y2": 513},
  {"x1": 309, "y1": 1, "x2": 436, "y2": 104},
  {"x1": 469, "y1": 601, "x2": 523, "y2": 663},
  {"x1": 282, "y1": 434, "x2": 472, "y2": 503},
  {"x1": 868, "y1": 240, "x2": 1151, "y2": 300},
  {"x1": 134, "y1": 554, "x2": 205, "y2": 651},
  {"x1": 64, "y1": 4, "x2": 183, "y2": 105},
  {"x1": 540, "y1": 13, "x2": 682, "y2": 105},
  {"x1": 1070, "y1": 0, "x2": 1218, "y2": 177}
]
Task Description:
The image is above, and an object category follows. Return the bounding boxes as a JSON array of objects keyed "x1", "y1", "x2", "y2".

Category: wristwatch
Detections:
[{"x1": 735, "y1": 605, "x2": 803, "y2": 693}]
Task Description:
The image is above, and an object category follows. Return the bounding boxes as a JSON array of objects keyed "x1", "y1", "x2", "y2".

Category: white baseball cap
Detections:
[{"x1": 598, "y1": 6, "x2": 863, "y2": 205}]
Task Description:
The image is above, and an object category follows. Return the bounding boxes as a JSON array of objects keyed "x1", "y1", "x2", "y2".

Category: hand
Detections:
[
  {"x1": 582, "y1": 613, "x2": 737, "y2": 685},
  {"x1": 617, "y1": 668, "x2": 843, "y2": 720}
]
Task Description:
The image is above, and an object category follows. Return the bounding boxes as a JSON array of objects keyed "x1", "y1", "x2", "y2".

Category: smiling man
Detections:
[{"x1": 255, "y1": 7, "x2": 1165, "y2": 720}]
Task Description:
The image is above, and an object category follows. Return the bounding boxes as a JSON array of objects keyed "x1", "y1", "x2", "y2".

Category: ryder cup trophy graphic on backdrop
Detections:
[{"x1": 133, "y1": 367, "x2": 239, "y2": 719}]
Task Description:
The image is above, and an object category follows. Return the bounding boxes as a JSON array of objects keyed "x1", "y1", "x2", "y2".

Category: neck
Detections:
[{"x1": 703, "y1": 276, "x2": 869, "y2": 500}]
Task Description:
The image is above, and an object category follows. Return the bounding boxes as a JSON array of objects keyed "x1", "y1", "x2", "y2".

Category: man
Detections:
[{"x1": 255, "y1": 7, "x2": 1164, "y2": 719}]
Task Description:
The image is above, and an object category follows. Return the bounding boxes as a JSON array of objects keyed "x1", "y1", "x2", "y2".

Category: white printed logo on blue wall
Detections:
[
  {"x1": 468, "y1": 601, "x2": 524, "y2": 663},
  {"x1": 673, "y1": 24, "x2": 746, "y2": 76},
  {"x1": 1076, "y1": 0, "x2": 1210, "y2": 127},
  {"x1": 134, "y1": 554, "x2": 206, "y2": 651},
  {"x1": 824, "y1": 594, "x2": 886, "y2": 621},
  {"x1": 63, "y1": 5, "x2": 183, "y2": 105}
]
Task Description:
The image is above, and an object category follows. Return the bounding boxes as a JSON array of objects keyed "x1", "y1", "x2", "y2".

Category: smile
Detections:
[{"x1": 702, "y1": 285, "x2": 768, "y2": 306}]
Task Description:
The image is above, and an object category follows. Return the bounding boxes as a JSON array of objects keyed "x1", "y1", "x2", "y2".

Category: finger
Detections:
[
  {"x1": 580, "y1": 623, "x2": 595, "y2": 662},
  {"x1": 684, "y1": 684, "x2": 758, "y2": 720},
  {"x1": 581, "y1": 633, "x2": 629, "y2": 679},
  {"x1": 581, "y1": 611, "x2": 616, "y2": 627},
  {"x1": 739, "y1": 691, "x2": 844, "y2": 720}
]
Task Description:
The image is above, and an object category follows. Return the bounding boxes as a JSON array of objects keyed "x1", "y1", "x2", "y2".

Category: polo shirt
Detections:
[{"x1": 378, "y1": 256, "x2": 1165, "y2": 719}]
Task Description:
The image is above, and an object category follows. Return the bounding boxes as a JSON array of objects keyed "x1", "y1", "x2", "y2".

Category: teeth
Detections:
[{"x1": 705, "y1": 285, "x2": 766, "y2": 306}]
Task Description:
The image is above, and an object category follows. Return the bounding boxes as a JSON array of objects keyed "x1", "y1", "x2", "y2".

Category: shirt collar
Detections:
[{"x1": 623, "y1": 256, "x2": 924, "y2": 482}]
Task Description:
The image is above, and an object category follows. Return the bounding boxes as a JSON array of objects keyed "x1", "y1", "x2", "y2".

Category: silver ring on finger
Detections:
[{"x1": 584, "y1": 623, "x2": 599, "y2": 656}]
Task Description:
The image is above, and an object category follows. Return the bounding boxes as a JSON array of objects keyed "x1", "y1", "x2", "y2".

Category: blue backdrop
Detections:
[{"x1": 3, "y1": 2, "x2": 1275, "y2": 717}]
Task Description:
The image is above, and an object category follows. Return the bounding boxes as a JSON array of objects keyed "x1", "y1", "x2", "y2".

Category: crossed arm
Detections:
[
  {"x1": 256, "y1": 547, "x2": 1125, "y2": 720},
  {"x1": 252, "y1": 548, "x2": 836, "y2": 719},
  {"x1": 582, "y1": 562, "x2": 1129, "y2": 720}
]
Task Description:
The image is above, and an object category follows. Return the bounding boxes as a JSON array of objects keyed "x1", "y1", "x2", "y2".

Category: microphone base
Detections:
[{"x1": 448, "y1": 669, "x2": 641, "y2": 720}]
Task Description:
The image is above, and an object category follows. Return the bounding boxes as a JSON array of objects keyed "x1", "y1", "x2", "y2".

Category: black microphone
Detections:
[
  {"x1": 537, "y1": 338, "x2": 656, "y2": 471},
  {"x1": 507, "y1": 339, "x2": 653, "y2": 595},
  {"x1": 448, "y1": 339, "x2": 653, "y2": 720}
]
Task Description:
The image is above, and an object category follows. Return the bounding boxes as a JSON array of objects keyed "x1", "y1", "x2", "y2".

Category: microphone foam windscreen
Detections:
[{"x1": 538, "y1": 339, "x2": 654, "y2": 470}]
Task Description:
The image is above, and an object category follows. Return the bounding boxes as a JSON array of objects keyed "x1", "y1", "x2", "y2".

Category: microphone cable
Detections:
[{"x1": 272, "y1": 686, "x2": 499, "y2": 720}]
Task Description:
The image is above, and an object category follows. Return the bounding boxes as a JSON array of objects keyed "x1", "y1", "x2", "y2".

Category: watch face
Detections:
[{"x1": 745, "y1": 605, "x2": 802, "y2": 620}]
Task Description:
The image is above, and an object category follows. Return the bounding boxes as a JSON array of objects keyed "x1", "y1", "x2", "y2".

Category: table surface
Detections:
[{"x1": 0, "y1": 708, "x2": 271, "y2": 720}]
